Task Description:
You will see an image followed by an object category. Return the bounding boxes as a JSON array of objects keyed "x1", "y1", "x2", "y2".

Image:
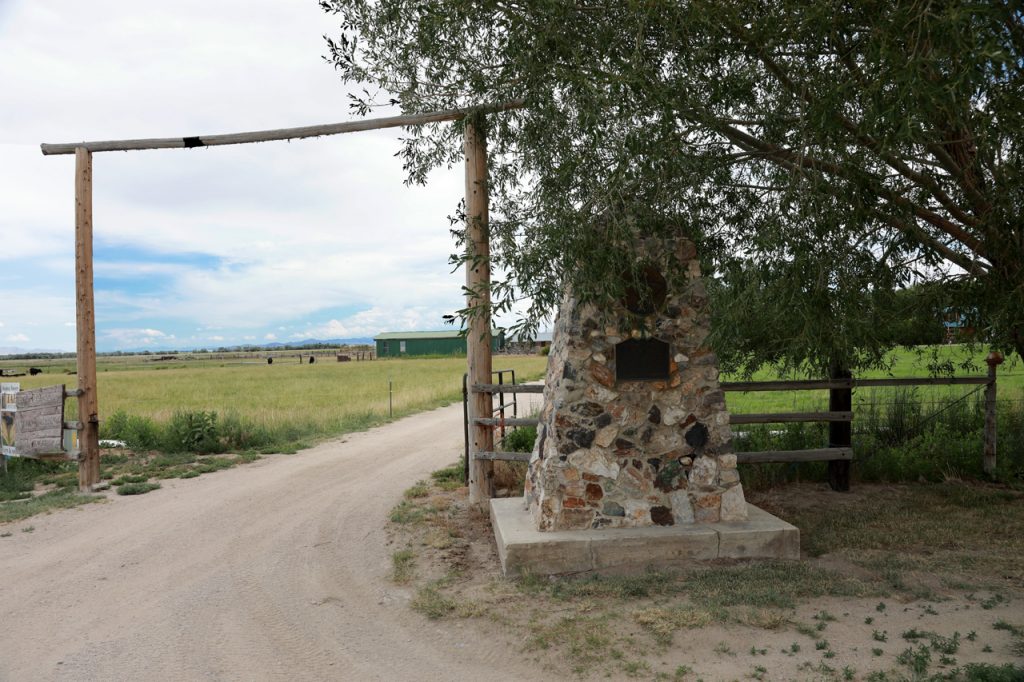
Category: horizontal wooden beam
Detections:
[
  {"x1": 736, "y1": 447, "x2": 854, "y2": 464},
  {"x1": 722, "y1": 379, "x2": 852, "y2": 392},
  {"x1": 63, "y1": 421, "x2": 83, "y2": 430},
  {"x1": 855, "y1": 377, "x2": 989, "y2": 387},
  {"x1": 41, "y1": 100, "x2": 524, "y2": 155},
  {"x1": 35, "y1": 452, "x2": 77, "y2": 462},
  {"x1": 473, "y1": 417, "x2": 539, "y2": 427},
  {"x1": 729, "y1": 411, "x2": 853, "y2": 424},
  {"x1": 64, "y1": 388, "x2": 84, "y2": 398},
  {"x1": 474, "y1": 451, "x2": 532, "y2": 462},
  {"x1": 473, "y1": 383, "x2": 545, "y2": 394},
  {"x1": 722, "y1": 376, "x2": 991, "y2": 391}
]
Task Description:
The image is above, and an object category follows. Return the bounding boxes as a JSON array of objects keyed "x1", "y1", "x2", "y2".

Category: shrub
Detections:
[
  {"x1": 504, "y1": 425, "x2": 538, "y2": 453},
  {"x1": 102, "y1": 410, "x2": 162, "y2": 449},
  {"x1": 165, "y1": 410, "x2": 222, "y2": 453}
]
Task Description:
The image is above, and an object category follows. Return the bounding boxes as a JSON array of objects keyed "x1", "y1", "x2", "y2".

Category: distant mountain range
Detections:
[
  {"x1": 262, "y1": 338, "x2": 373, "y2": 348},
  {"x1": 0, "y1": 346, "x2": 66, "y2": 357}
]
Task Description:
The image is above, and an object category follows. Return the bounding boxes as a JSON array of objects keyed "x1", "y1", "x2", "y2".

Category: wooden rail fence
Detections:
[{"x1": 466, "y1": 354, "x2": 1005, "y2": 493}]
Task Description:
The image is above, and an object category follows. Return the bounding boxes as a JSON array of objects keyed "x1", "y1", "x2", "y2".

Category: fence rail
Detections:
[
  {"x1": 854, "y1": 376, "x2": 989, "y2": 387},
  {"x1": 729, "y1": 410, "x2": 853, "y2": 424},
  {"x1": 473, "y1": 417, "x2": 538, "y2": 427},
  {"x1": 737, "y1": 447, "x2": 853, "y2": 464},
  {"x1": 474, "y1": 450, "x2": 532, "y2": 462},
  {"x1": 721, "y1": 376, "x2": 990, "y2": 392},
  {"x1": 472, "y1": 383, "x2": 545, "y2": 394}
]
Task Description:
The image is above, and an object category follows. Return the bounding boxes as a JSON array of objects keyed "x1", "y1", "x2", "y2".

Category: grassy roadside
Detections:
[
  {"x1": 386, "y1": 464, "x2": 1024, "y2": 680},
  {"x1": 0, "y1": 356, "x2": 547, "y2": 525}
]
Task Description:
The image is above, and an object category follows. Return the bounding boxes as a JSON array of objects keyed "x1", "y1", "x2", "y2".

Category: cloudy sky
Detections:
[{"x1": 0, "y1": 1, "x2": 494, "y2": 353}]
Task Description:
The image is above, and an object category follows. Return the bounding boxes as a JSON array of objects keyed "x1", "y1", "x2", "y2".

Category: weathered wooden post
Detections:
[
  {"x1": 75, "y1": 147, "x2": 101, "y2": 491},
  {"x1": 464, "y1": 114, "x2": 494, "y2": 504},
  {"x1": 984, "y1": 351, "x2": 1004, "y2": 476},
  {"x1": 827, "y1": 365, "x2": 852, "y2": 492}
]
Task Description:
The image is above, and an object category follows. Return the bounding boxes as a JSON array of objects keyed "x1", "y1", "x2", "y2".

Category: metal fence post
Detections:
[{"x1": 828, "y1": 365, "x2": 852, "y2": 492}]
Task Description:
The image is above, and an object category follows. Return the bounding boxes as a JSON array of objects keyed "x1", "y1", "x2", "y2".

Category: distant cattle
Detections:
[
  {"x1": 309, "y1": 356, "x2": 315, "y2": 364},
  {"x1": 28, "y1": 367, "x2": 42, "y2": 375},
  {"x1": 267, "y1": 357, "x2": 273, "y2": 365}
]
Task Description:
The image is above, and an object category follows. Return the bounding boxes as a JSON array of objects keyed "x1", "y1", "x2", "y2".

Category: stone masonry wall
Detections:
[{"x1": 524, "y1": 238, "x2": 747, "y2": 531}]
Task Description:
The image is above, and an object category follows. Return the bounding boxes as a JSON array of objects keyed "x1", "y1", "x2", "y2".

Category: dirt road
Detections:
[{"x1": 0, "y1": 402, "x2": 549, "y2": 681}]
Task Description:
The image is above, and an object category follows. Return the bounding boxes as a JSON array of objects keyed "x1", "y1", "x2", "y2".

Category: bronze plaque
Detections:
[{"x1": 615, "y1": 338, "x2": 670, "y2": 381}]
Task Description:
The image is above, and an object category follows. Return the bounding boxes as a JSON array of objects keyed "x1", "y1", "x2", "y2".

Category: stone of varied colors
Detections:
[{"x1": 524, "y1": 237, "x2": 747, "y2": 531}]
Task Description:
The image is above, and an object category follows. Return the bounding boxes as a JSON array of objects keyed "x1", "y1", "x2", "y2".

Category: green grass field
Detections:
[
  {"x1": 2, "y1": 345, "x2": 1020, "y2": 445},
  {"x1": 2, "y1": 354, "x2": 549, "y2": 442},
  {"x1": 0, "y1": 345, "x2": 1021, "y2": 523}
]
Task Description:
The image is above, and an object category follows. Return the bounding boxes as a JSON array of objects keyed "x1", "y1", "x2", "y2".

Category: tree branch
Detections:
[
  {"x1": 710, "y1": 119, "x2": 987, "y2": 274},
  {"x1": 724, "y1": 17, "x2": 983, "y2": 233},
  {"x1": 706, "y1": 117, "x2": 987, "y2": 259}
]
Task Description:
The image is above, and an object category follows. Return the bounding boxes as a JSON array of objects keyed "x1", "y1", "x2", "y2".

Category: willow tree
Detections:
[{"x1": 321, "y1": 1, "x2": 1024, "y2": 372}]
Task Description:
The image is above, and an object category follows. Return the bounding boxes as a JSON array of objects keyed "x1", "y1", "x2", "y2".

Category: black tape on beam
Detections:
[{"x1": 183, "y1": 136, "x2": 204, "y2": 148}]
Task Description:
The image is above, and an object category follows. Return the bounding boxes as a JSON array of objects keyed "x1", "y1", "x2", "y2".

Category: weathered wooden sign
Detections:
[{"x1": 0, "y1": 384, "x2": 68, "y2": 458}]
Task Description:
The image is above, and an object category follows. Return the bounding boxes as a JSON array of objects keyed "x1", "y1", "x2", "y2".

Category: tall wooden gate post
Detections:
[
  {"x1": 827, "y1": 365, "x2": 852, "y2": 492},
  {"x1": 75, "y1": 147, "x2": 100, "y2": 491},
  {"x1": 984, "y1": 351, "x2": 1004, "y2": 476},
  {"x1": 464, "y1": 115, "x2": 494, "y2": 504}
]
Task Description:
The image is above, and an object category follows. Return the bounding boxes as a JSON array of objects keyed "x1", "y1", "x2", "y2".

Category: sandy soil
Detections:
[
  {"x1": 0, "y1": 401, "x2": 554, "y2": 682},
  {"x1": 397, "y1": 479, "x2": 1024, "y2": 682}
]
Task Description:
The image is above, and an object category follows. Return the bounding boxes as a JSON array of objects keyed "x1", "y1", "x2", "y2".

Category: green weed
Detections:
[
  {"x1": 0, "y1": 489, "x2": 100, "y2": 523},
  {"x1": 116, "y1": 482, "x2": 160, "y2": 495},
  {"x1": 404, "y1": 481, "x2": 430, "y2": 499},
  {"x1": 410, "y1": 585, "x2": 457, "y2": 619},
  {"x1": 390, "y1": 500, "x2": 429, "y2": 524}
]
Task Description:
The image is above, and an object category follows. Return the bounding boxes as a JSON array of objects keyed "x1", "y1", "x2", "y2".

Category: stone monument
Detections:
[
  {"x1": 490, "y1": 235, "x2": 799, "y2": 575},
  {"x1": 524, "y1": 237, "x2": 747, "y2": 531}
]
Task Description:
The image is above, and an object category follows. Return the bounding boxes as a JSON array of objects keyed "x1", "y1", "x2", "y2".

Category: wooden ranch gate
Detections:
[{"x1": 42, "y1": 101, "x2": 522, "y2": 497}]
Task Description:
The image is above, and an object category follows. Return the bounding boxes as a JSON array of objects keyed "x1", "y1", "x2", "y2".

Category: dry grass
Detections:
[
  {"x1": 389, "y1": 475, "x2": 1024, "y2": 680},
  {"x1": 755, "y1": 482, "x2": 1024, "y2": 591}
]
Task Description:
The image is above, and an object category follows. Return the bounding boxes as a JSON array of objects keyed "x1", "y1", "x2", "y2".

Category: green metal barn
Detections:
[{"x1": 374, "y1": 330, "x2": 505, "y2": 357}]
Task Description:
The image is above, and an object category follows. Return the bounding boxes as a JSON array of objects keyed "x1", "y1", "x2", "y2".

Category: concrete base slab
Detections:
[{"x1": 490, "y1": 497, "x2": 799, "y2": 576}]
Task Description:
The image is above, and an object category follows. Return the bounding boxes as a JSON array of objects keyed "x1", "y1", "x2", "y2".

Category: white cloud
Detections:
[
  {"x1": 6, "y1": 333, "x2": 29, "y2": 343},
  {"x1": 209, "y1": 335, "x2": 224, "y2": 342},
  {"x1": 0, "y1": 0, "x2": 488, "y2": 350},
  {"x1": 264, "y1": 333, "x2": 277, "y2": 341},
  {"x1": 0, "y1": 290, "x2": 76, "y2": 350},
  {"x1": 102, "y1": 328, "x2": 168, "y2": 347},
  {"x1": 297, "y1": 306, "x2": 454, "y2": 340}
]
